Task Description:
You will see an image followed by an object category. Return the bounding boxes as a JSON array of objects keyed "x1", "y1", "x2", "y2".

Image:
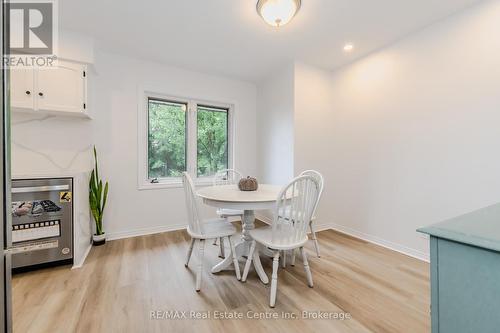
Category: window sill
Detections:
[{"x1": 138, "y1": 179, "x2": 214, "y2": 191}]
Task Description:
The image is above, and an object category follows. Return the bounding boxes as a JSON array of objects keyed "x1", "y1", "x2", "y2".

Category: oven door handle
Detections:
[{"x1": 11, "y1": 185, "x2": 70, "y2": 193}]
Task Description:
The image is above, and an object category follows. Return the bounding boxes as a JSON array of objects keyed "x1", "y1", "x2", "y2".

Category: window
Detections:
[
  {"x1": 148, "y1": 99, "x2": 187, "y2": 178},
  {"x1": 197, "y1": 105, "x2": 228, "y2": 177},
  {"x1": 139, "y1": 92, "x2": 232, "y2": 189}
]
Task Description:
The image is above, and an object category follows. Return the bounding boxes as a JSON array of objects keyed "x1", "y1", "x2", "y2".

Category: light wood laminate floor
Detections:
[{"x1": 12, "y1": 226, "x2": 430, "y2": 333}]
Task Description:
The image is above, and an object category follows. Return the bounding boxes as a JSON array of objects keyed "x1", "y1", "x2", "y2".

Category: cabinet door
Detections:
[
  {"x1": 10, "y1": 68, "x2": 35, "y2": 110},
  {"x1": 436, "y1": 238, "x2": 500, "y2": 333},
  {"x1": 36, "y1": 60, "x2": 86, "y2": 113}
]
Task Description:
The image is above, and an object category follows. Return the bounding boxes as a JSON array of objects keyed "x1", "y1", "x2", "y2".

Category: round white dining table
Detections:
[{"x1": 196, "y1": 184, "x2": 282, "y2": 284}]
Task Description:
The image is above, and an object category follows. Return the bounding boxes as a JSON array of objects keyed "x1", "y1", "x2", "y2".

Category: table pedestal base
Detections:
[{"x1": 211, "y1": 210, "x2": 269, "y2": 284}]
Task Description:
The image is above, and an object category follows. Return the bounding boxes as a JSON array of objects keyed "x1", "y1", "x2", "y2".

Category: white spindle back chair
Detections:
[
  {"x1": 300, "y1": 170, "x2": 324, "y2": 217},
  {"x1": 272, "y1": 175, "x2": 320, "y2": 246},
  {"x1": 182, "y1": 172, "x2": 241, "y2": 291},
  {"x1": 213, "y1": 169, "x2": 243, "y2": 186},
  {"x1": 241, "y1": 175, "x2": 320, "y2": 307},
  {"x1": 182, "y1": 171, "x2": 203, "y2": 236},
  {"x1": 298, "y1": 170, "x2": 324, "y2": 257},
  {"x1": 211, "y1": 169, "x2": 244, "y2": 256}
]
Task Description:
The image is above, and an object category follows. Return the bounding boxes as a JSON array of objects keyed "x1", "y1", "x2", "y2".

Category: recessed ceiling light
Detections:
[
  {"x1": 343, "y1": 43, "x2": 354, "y2": 52},
  {"x1": 256, "y1": 0, "x2": 301, "y2": 27}
]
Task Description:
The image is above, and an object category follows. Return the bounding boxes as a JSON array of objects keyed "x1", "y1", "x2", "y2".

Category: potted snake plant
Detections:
[{"x1": 89, "y1": 146, "x2": 109, "y2": 246}]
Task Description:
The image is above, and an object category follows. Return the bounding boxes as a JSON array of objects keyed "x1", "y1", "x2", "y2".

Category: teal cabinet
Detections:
[{"x1": 419, "y1": 203, "x2": 500, "y2": 333}]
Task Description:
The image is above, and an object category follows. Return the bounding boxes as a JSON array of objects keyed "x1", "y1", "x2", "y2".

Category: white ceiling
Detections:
[{"x1": 60, "y1": 0, "x2": 484, "y2": 82}]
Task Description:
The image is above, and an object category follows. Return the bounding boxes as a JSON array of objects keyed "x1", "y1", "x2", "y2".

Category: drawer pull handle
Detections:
[{"x1": 12, "y1": 185, "x2": 69, "y2": 193}]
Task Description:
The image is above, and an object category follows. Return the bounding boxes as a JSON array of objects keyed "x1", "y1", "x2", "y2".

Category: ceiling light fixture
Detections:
[
  {"x1": 343, "y1": 43, "x2": 354, "y2": 52},
  {"x1": 256, "y1": 0, "x2": 301, "y2": 27}
]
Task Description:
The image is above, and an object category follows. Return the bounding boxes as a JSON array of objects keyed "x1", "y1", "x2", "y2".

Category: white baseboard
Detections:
[
  {"x1": 330, "y1": 223, "x2": 430, "y2": 262},
  {"x1": 256, "y1": 213, "x2": 429, "y2": 262},
  {"x1": 72, "y1": 244, "x2": 92, "y2": 269},
  {"x1": 107, "y1": 223, "x2": 187, "y2": 241}
]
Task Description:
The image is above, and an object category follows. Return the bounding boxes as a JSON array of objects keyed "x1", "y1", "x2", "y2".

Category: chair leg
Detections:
[
  {"x1": 281, "y1": 250, "x2": 287, "y2": 268},
  {"x1": 228, "y1": 236, "x2": 241, "y2": 280},
  {"x1": 212, "y1": 238, "x2": 218, "y2": 246},
  {"x1": 196, "y1": 239, "x2": 205, "y2": 292},
  {"x1": 300, "y1": 247, "x2": 313, "y2": 288},
  {"x1": 185, "y1": 238, "x2": 195, "y2": 267},
  {"x1": 310, "y1": 222, "x2": 321, "y2": 258},
  {"x1": 270, "y1": 251, "x2": 280, "y2": 308},
  {"x1": 291, "y1": 248, "x2": 296, "y2": 266},
  {"x1": 219, "y1": 237, "x2": 226, "y2": 258},
  {"x1": 241, "y1": 240, "x2": 256, "y2": 282}
]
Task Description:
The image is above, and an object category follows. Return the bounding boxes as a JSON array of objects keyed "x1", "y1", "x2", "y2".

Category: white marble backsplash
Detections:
[{"x1": 11, "y1": 112, "x2": 94, "y2": 175}]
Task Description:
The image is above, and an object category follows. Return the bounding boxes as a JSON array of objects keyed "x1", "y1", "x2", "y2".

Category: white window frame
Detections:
[{"x1": 138, "y1": 89, "x2": 234, "y2": 190}]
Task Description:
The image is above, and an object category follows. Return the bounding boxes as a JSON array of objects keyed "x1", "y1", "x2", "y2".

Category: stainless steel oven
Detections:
[{"x1": 11, "y1": 178, "x2": 73, "y2": 271}]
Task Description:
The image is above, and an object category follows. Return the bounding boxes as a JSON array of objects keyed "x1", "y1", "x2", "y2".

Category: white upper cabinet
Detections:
[
  {"x1": 37, "y1": 61, "x2": 86, "y2": 114},
  {"x1": 10, "y1": 60, "x2": 88, "y2": 117},
  {"x1": 10, "y1": 68, "x2": 35, "y2": 110}
]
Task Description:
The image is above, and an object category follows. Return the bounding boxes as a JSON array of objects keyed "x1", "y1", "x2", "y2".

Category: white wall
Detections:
[
  {"x1": 58, "y1": 30, "x2": 95, "y2": 64},
  {"x1": 255, "y1": 64, "x2": 295, "y2": 222},
  {"x1": 256, "y1": 63, "x2": 295, "y2": 185},
  {"x1": 293, "y1": 62, "x2": 334, "y2": 231},
  {"x1": 11, "y1": 49, "x2": 257, "y2": 239},
  {"x1": 294, "y1": 0, "x2": 500, "y2": 260}
]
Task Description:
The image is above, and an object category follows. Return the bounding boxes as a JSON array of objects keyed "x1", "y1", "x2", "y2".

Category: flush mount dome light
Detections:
[{"x1": 257, "y1": 0, "x2": 301, "y2": 27}]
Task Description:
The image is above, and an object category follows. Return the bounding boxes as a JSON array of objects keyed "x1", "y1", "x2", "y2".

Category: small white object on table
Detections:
[{"x1": 196, "y1": 184, "x2": 281, "y2": 284}]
